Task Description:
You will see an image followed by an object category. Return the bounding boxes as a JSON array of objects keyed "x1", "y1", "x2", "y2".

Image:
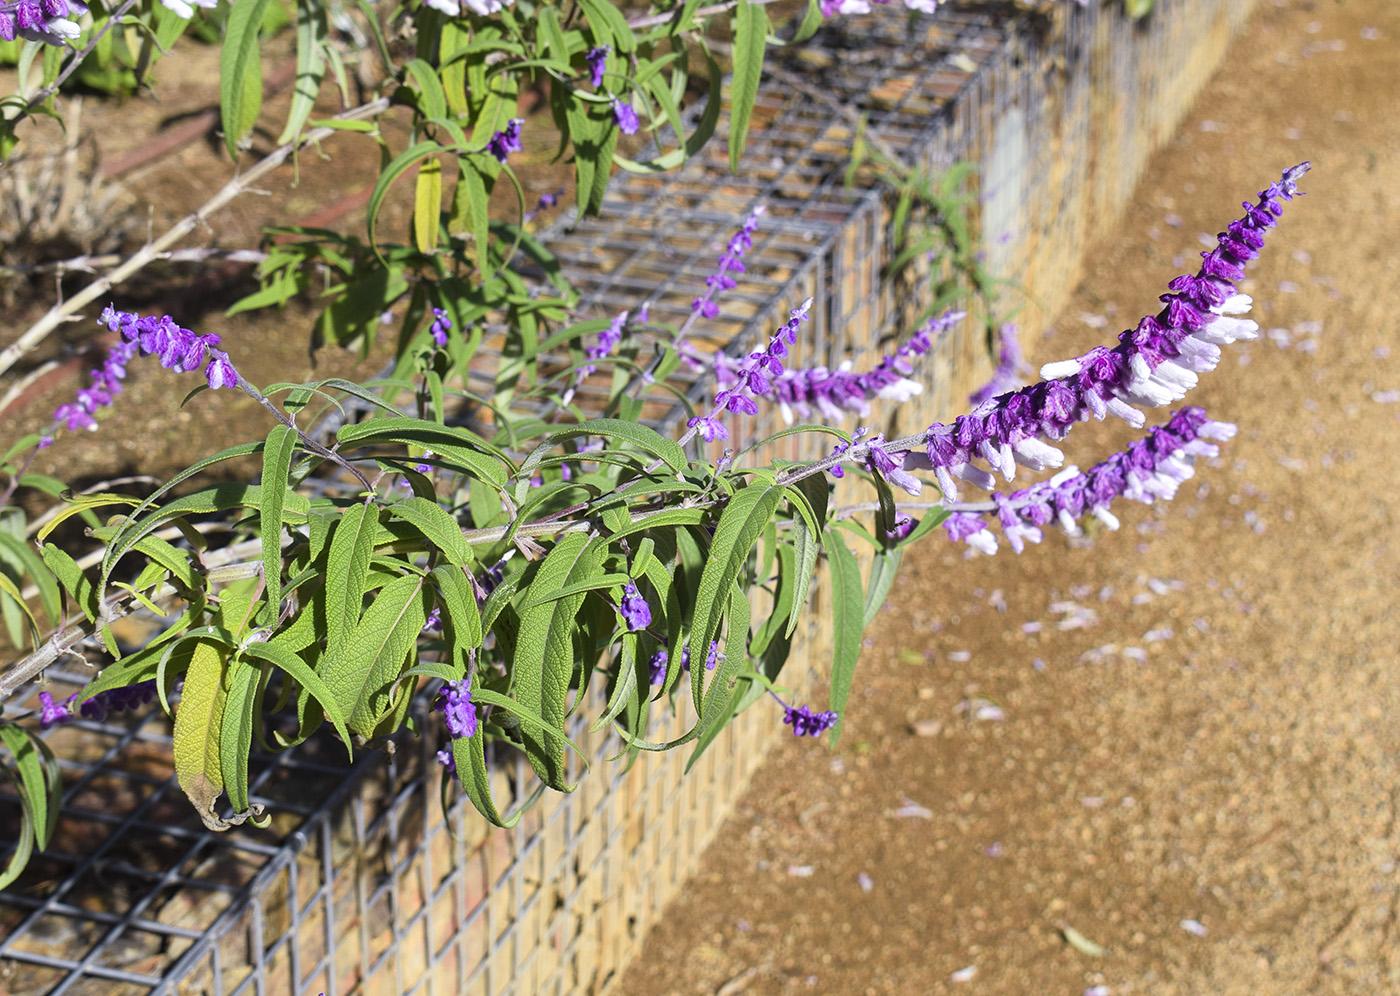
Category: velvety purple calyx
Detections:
[
  {"x1": 487, "y1": 119, "x2": 524, "y2": 163},
  {"x1": 865, "y1": 434, "x2": 923, "y2": 496},
  {"x1": 648, "y1": 646, "x2": 691, "y2": 685},
  {"x1": 585, "y1": 45, "x2": 609, "y2": 87},
  {"x1": 434, "y1": 679, "x2": 478, "y2": 738},
  {"x1": 429, "y1": 307, "x2": 452, "y2": 346},
  {"x1": 436, "y1": 748, "x2": 456, "y2": 772},
  {"x1": 619, "y1": 580, "x2": 651, "y2": 631},
  {"x1": 611, "y1": 98, "x2": 640, "y2": 135},
  {"x1": 37, "y1": 691, "x2": 69, "y2": 729},
  {"x1": 782, "y1": 703, "x2": 838, "y2": 737}
]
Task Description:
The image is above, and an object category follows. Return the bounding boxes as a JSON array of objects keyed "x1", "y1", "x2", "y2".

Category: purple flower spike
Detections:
[
  {"x1": 619, "y1": 580, "x2": 651, "y2": 631},
  {"x1": 487, "y1": 118, "x2": 524, "y2": 163},
  {"x1": 611, "y1": 98, "x2": 640, "y2": 135},
  {"x1": 691, "y1": 206, "x2": 765, "y2": 321},
  {"x1": 585, "y1": 45, "x2": 609, "y2": 88},
  {"x1": 433, "y1": 679, "x2": 478, "y2": 739},
  {"x1": 866, "y1": 434, "x2": 923, "y2": 496},
  {"x1": 910, "y1": 164, "x2": 1307, "y2": 502},
  {"x1": 687, "y1": 415, "x2": 729, "y2": 443}
]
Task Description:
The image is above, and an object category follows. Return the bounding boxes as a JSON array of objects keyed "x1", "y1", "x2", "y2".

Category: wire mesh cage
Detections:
[{"x1": 0, "y1": 1, "x2": 1264, "y2": 993}]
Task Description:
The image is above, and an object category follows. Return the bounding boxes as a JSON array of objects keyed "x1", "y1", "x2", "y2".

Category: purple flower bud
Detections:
[
  {"x1": 0, "y1": 13, "x2": 15, "y2": 40},
  {"x1": 429, "y1": 307, "x2": 452, "y2": 347},
  {"x1": 436, "y1": 748, "x2": 456, "y2": 772},
  {"x1": 782, "y1": 703, "x2": 839, "y2": 737},
  {"x1": 15, "y1": 1, "x2": 43, "y2": 29},
  {"x1": 687, "y1": 415, "x2": 729, "y2": 443},
  {"x1": 585, "y1": 45, "x2": 609, "y2": 88},
  {"x1": 433, "y1": 679, "x2": 478, "y2": 739}
]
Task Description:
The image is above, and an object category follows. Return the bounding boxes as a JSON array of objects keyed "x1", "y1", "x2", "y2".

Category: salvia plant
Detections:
[{"x1": 0, "y1": 0, "x2": 1304, "y2": 894}]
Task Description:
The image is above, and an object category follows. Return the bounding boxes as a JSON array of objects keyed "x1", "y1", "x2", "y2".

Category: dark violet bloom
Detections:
[
  {"x1": 523, "y1": 187, "x2": 564, "y2": 224},
  {"x1": 911, "y1": 164, "x2": 1308, "y2": 502},
  {"x1": 436, "y1": 748, "x2": 456, "y2": 772},
  {"x1": 619, "y1": 580, "x2": 651, "y2": 631},
  {"x1": 429, "y1": 307, "x2": 452, "y2": 347},
  {"x1": 648, "y1": 646, "x2": 691, "y2": 685},
  {"x1": 41, "y1": 334, "x2": 138, "y2": 446},
  {"x1": 60, "y1": 679, "x2": 159, "y2": 724},
  {"x1": 705, "y1": 641, "x2": 721, "y2": 671},
  {"x1": 487, "y1": 118, "x2": 524, "y2": 163},
  {"x1": 433, "y1": 679, "x2": 478, "y2": 739},
  {"x1": 37, "y1": 691, "x2": 69, "y2": 730},
  {"x1": 782, "y1": 703, "x2": 839, "y2": 737},
  {"x1": 585, "y1": 45, "x2": 609, "y2": 88},
  {"x1": 422, "y1": 607, "x2": 443, "y2": 634},
  {"x1": 611, "y1": 98, "x2": 640, "y2": 135},
  {"x1": 93, "y1": 305, "x2": 240, "y2": 396}
]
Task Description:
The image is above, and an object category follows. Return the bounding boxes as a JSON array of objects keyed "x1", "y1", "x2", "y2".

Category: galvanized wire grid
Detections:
[{"x1": 0, "y1": 2, "x2": 1265, "y2": 994}]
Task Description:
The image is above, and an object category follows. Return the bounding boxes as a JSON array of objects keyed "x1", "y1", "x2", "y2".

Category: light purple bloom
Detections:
[
  {"x1": 204, "y1": 353, "x2": 239, "y2": 390},
  {"x1": 686, "y1": 415, "x2": 729, "y2": 443},
  {"x1": 1, "y1": 0, "x2": 84, "y2": 42},
  {"x1": 619, "y1": 580, "x2": 651, "y2": 631},
  {"x1": 611, "y1": 98, "x2": 640, "y2": 135},
  {"x1": 436, "y1": 748, "x2": 456, "y2": 772},
  {"x1": 422, "y1": 607, "x2": 443, "y2": 633},
  {"x1": 648, "y1": 646, "x2": 691, "y2": 685},
  {"x1": 705, "y1": 641, "x2": 721, "y2": 671},
  {"x1": 487, "y1": 118, "x2": 524, "y2": 163},
  {"x1": 968, "y1": 323, "x2": 1033, "y2": 407},
  {"x1": 865, "y1": 433, "x2": 923, "y2": 496}
]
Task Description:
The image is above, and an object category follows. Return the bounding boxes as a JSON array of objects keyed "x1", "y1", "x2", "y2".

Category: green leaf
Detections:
[
  {"x1": 324, "y1": 572, "x2": 427, "y2": 734},
  {"x1": 276, "y1": 0, "x2": 328, "y2": 144},
  {"x1": 0, "y1": 531, "x2": 58, "y2": 629},
  {"x1": 172, "y1": 639, "x2": 232, "y2": 830},
  {"x1": 509, "y1": 532, "x2": 599, "y2": 789},
  {"x1": 40, "y1": 543, "x2": 98, "y2": 623},
  {"x1": 728, "y1": 0, "x2": 767, "y2": 172},
  {"x1": 337, "y1": 417, "x2": 512, "y2": 488},
  {"x1": 0, "y1": 724, "x2": 59, "y2": 849},
  {"x1": 258, "y1": 424, "x2": 296, "y2": 626},
  {"x1": 452, "y1": 727, "x2": 518, "y2": 827},
  {"x1": 219, "y1": 0, "x2": 274, "y2": 158},
  {"x1": 863, "y1": 546, "x2": 903, "y2": 629},
  {"x1": 0, "y1": 753, "x2": 35, "y2": 891},
  {"x1": 688, "y1": 483, "x2": 783, "y2": 712},
  {"x1": 825, "y1": 531, "x2": 864, "y2": 746},
  {"x1": 413, "y1": 155, "x2": 443, "y2": 254},
  {"x1": 367, "y1": 140, "x2": 443, "y2": 259},
  {"x1": 242, "y1": 640, "x2": 353, "y2": 755},
  {"x1": 219, "y1": 657, "x2": 262, "y2": 816},
  {"x1": 401, "y1": 57, "x2": 448, "y2": 122},
  {"x1": 530, "y1": 418, "x2": 687, "y2": 477},
  {"x1": 387, "y1": 496, "x2": 474, "y2": 568},
  {"x1": 688, "y1": 580, "x2": 752, "y2": 767},
  {"x1": 427, "y1": 564, "x2": 482, "y2": 664},
  {"x1": 578, "y1": 0, "x2": 634, "y2": 53},
  {"x1": 324, "y1": 501, "x2": 377, "y2": 668}
]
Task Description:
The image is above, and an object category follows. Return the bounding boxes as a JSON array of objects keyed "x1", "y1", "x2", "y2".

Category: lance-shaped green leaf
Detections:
[
  {"x1": 0, "y1": 724, "x2": 59, "y2": 851},
  {"x1": 509, "y1": 532, "x2": 599, "y2": 790},
  {"x1": 428, "y1": 563, "x2": 482, "y2": 666},
  {"x1": 324, "y1": 572, "x2": 427, "y2": 734},
  {"x1": 0, "y1": 532, "x2": 58, "y2": 629},
  {"x1": 218, "y1": 657, "x2": 266, "y2": 821},
  {"x1": 863, "y1": 546, "x2": 903, "y2": 629},
  {"x1": 324, "y1": 501, "x2": 377, "y2": 669},
  {"x1": 219, "y1": 0, "x2": 274, "y2": 158},
  {"x1": 689, "y1": 580, "x2": 751, "y2": 767},
  {"x1": 40, "y1": 543, "x2": 98, "y2": 623},
  {"x1": 687, "y1": 483, "x2": 784, "y2": 712},
  {"x1": 728, "y1": 0, "x2": 767, "y2": 172},
  {"x1": 172, "y1": 639, "x2": 233, "y2": 830},
  {"x1": 786, "y1": 476, "x2": 827, "y2": 637},
  {"x1": 825, "y1": 530, "x2": 864, "y2": 746},
  {"x1": 259, "y1": 424, "x2": 297, "y2": 626},
  {"x1": 276, "y1": 0, "x2": 328, "y2": 143},
  {"x1": 451, "y1": 725, "x2": 518, "y2": 827},
  {"x1": 242, "y1": 640, "x2": 352, "y2": 757},
  {"x1": 337, "y1": 417, "x2": 512, "y2": 487},
  {"x1": 0, "y1": 752, "x2": 35, "y2": 891},
  {"x1": 387, "y1": 495, "x2": 475, "y2": 568}
]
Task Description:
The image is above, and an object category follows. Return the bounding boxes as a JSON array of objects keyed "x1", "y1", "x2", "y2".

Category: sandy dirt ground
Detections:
[{"x1": 612, "y1": 1, "x2": 1400, "y2": 994}]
